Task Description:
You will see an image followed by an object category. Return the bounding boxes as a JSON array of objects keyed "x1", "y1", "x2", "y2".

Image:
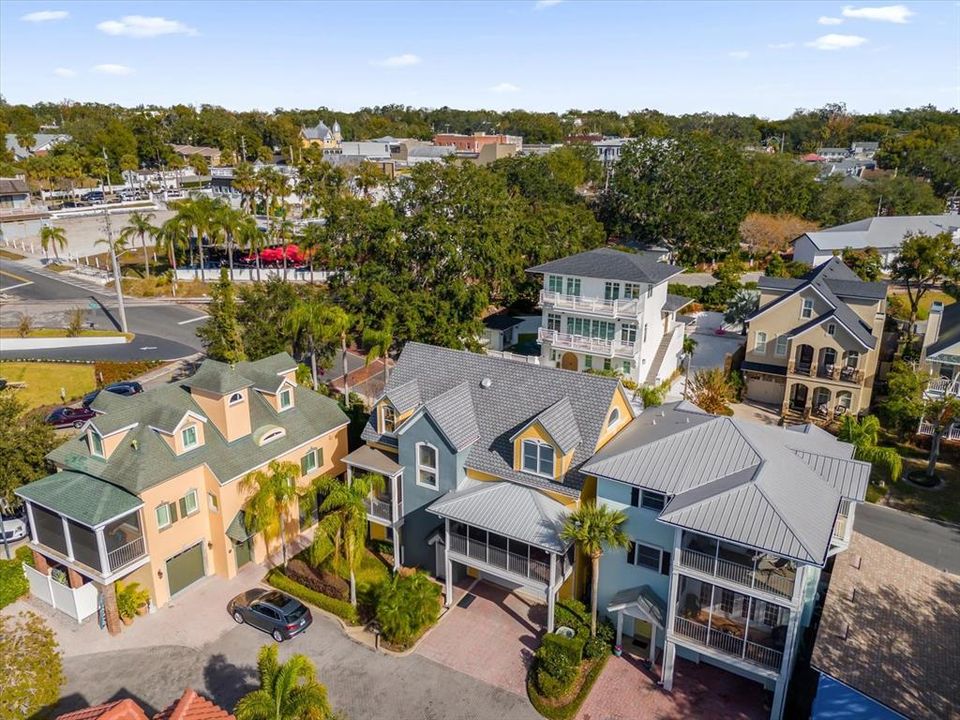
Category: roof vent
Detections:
[
  {"x1": 837, "y1": 621, "x2": 849, "y2": 640},
  {"x1": 130, "y1": 439, "x2": 139, "y2": 451},
  {"x1": 480, "y1": 377, "x2": 493, "y2": 389},
  {"x1": 850, "y1": 554, "x2": 862, "y2": 570}
]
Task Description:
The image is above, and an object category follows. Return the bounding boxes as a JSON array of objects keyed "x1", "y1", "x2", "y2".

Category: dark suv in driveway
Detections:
[
  {"x1": 228, "y1": 589, "x2": 312, "y2": 642},
  {"x1": 82, "y1": 381, "x2": 143, "y2": 407}
]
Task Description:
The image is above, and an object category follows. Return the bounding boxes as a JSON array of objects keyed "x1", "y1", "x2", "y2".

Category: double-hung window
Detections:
[
  {"x1": 565, "y1": 278, "x2": 581, "y2": 297},
  {"x1": 180, "y1": 489, "x2": 199, "y2": 517},
  {"x1": 623, "y1": 283, "x2": 641, "y2": 299},
  {"x1": 416, "y1": 443, "x2": 438, "y2": 489},
  {"x1": 547, "y1": 275, "x2": 563, "y2": 293},
  {"x1": 774, "y1": 335, "x2": 788, "y2": 357},
  {"x1": 547, "y1": 313, "x2": 561, "y2": 332},
  {"x1": 279, "y1": 388, "x2": 293, "y2": 410},
  {"x1": 300, "y1": 448, "x2": 320, "y2": 475},
  {"x1": 156, "y1": 503, "x2": 173, "y2": 530},
  {"x1": 521, "y1": 439, "x2": 554, "y2": 477},
  {"x1": 604, "y1": 282, "x2": 620, "y2": 301},
  {"x1": 755, "y1": 331, "x2": 768, "y2": 354},
  {"x1": 181, "y1": 425, "x2": 198, "y2": 450},
  {"x1": 621, "y1": 323, "x2": 637, "y2": 344},
  {"x1": 626, "y1": 540, "x2": 671, "y2": 575},
  {"x1": 801, "y1": 298, "x2": 814, "y2": 320}
]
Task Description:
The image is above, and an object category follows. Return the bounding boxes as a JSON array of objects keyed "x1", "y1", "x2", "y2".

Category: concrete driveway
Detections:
[
  {"x1": 416, "y1": 581, "x2": 545, "y2": 697},
  {"x1": 688, "y1": 312, "x2": 746, "y2": 374}
]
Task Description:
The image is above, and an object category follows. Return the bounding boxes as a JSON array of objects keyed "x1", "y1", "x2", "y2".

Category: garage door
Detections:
[
  {"x1": 746, "y1": 374, "x2": 784, "y2": 405},
  {"x1": 166, "y1": 543, "x2": 205, "y2": 597}
]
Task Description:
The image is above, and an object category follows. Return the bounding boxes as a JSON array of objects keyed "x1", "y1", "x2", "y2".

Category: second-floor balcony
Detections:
[
  {"x1": 539, "y1": 290, "x2": 641, "y2": 319},
  {"x1": 918, "y1": 419, "x2": 960, "y2": 441},
  {"x1": 538, "y1": 327, "x2": 637, "y2": 359},
  {"x1": 448, "y1": 523, "x2": 572, "y2": 587},
  {"x1": 924, "y1": 375, "x2": 960, "y2": 401},
  {"x1": 364, "y1": 492, "x2": 402, "y2": 525},
  {"x1": 678, "y1": 532, "x2": 797, "y2": 600}
]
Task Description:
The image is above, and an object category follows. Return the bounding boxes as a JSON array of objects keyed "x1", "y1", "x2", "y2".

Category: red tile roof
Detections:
[
  {"x1": 153, "y1": 689, "x2": 235, "y2": 720},
  {"x1": 57, "y1": 699, "x2": 149, "y2": 720}
]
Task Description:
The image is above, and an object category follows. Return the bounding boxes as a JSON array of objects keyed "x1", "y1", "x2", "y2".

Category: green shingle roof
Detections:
[
  {"x1": 16, "y1": 471, "x2": 141, "y2": 527},
  {"x1": 181, "y1": 359, "x2": 255, "y2": 395}
]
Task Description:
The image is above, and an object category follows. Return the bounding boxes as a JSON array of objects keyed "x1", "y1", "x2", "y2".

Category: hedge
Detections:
[
  {"x1": 0, "y1": 546, "x2": 34, "y2": 609},
  {"x1": 265, "y1": 569, "x2": 360, "y2": 625},
  {"x1": 527, "y1": 654, "x2": 610, "y2": 720},
  {"x1": 543, "y1": 632, "x2": 584, "y2": 666}
]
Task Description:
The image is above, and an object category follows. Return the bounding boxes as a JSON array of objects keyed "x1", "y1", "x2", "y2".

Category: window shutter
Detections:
[
  {"x1": 300, "y1": 455, "x2": 309, "y2": 475},
  {"x1": 169, "y1": 501, "x2": 178, "y2": 523},
  {"x1": 178, "y1": 497, "x2": 187, "y2": 518},
  {"x1": 317, "y1": 448, "x2": 324, "y2": 466},
  {"x1": 630, "y1": 488, "x2": 640, "y2": 507},
  {"x1": 660, "y1": 550, "x2": 671, "y2": 575},
  {"x1": 627, "y1": 541, "x2": 636, "y2": 565}
]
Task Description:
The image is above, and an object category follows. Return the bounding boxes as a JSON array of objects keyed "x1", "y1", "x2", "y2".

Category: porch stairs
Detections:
[{"x1": 645, "y1": 327, "x2": 680, "y2": 386}]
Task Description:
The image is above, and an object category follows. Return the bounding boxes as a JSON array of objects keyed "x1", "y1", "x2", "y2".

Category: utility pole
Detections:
[
  {"x1": 102, "y1": 146, "x2": 112, "y2": 193},
  {"x1": 102, "y1": 207, "x2": 128, "y2": 333}
]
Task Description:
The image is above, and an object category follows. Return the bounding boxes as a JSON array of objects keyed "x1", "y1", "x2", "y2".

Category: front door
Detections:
[
  {"x1": 790, "y1": 384, "x2": 808, "y2": 410},
  {"x1": 166, "y1": 543, "x2": 205, "y2": 597},
  {"x1": 235, "y1": 538, "x2": 252, "y2": 569},
  {"x1": 632, "y1": 619, "x2": 652, "y2": 654},
  {"x1": 561, "y1": 352, "x2": 578, "y2": 371}
]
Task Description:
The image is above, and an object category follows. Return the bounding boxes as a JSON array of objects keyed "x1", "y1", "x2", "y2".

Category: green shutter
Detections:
[
  {"x1": 178, "y1": 497, "x2": 188, "y2": 518},
  {"x1": 317, "y1": 448, "x2": 323, "y2": 466},
  {"x1": 300, "y1": 454, "x2": 309, "y2": 475}
]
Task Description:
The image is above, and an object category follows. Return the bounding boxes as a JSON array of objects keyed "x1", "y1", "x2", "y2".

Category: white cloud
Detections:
[
  {"x1": 92, "y1": 64, "x2": 135, "y2": 76},
  {"x1": 806, "y1": 33, "x2": 868, "y2": 50},
  {"x1": 97, "y1": 15, "x2": 197, "y2": 37},
  {"x1": 21, "y1": 10, "x2": 68, "y2": 22},
  {"x1": 535, "y1": 0, "x2": 563, "y2": 8},
  {"x1": 818, "y1": 16, "x2": 844, "y2": 25},
  {"x1": 768, "y1": 42, "x2": 796, "y2": 49},
  {"x1": 371, "y1": 53, "x2": 421, "y2": 68},
  {"x1": 842, "y1": 5, "x2": 915, "y2": 23},
  {"x1": 728, "y1": 50, "x2": 750, "y2": 59},
  {"x1": 489, "y1": 82, "x2": 520, "y2": 93},
  {"x1": 53, "y1": 67, "x2": 76, "y2": 78}
]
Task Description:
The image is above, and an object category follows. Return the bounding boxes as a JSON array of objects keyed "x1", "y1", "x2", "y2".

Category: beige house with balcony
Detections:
[
  {"x1": 527, "y1": 247, "x2": 690, "y2": 386},
  {"x1": 742, "y1": 258, "x2": 887, "y2": 421},
  {"x1": 16, "y1": 354, "x2": 349, "y2": 634}
]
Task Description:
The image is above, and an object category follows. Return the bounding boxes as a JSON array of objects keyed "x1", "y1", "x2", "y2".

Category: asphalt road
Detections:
[
  {"x1": 0, "y1": 263, "x2": 206, "y2": 361},
  {"x1": 854, "y1": 502, "x2": 960, "y2": 574}
]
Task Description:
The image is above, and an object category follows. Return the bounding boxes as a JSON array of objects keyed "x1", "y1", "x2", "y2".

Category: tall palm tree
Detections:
[
  {"x1": 175, "y1": 196, "x2": 218, "y2": 282},
  {"x1": 211, "y1": 204, "x2": 242, "y2": 280},
  {"x1": 322, "y1": 306, "x2": 352, "y2": 401},
  {"x1": 272, "y1": 217, "x2": 295, "y2": 280},
  {"x1": 118, "y1": 211, "x2": 159, "y2": 277},
  {"x1": 362, "y1": 318, "x2": 394, "y2": 387},
  {"x1": 560, "y1": 502, "x2": 630, "y2": 638},
  {"x1": 299, "y1": 222, "x2": 325, "y2": 284},
  {"x1": 241, "y1": 460, "x2": 302, "y2": 565},
  {"x1": 312, "y1": 472, "x2": 385, "y2": 607},
  {"x1": 838, "y1": 414, "x2": 902, "y2": 484},
  {"x1": 156, "y1": 217, "x2": 189, "y2": 297},
  {"x1": 236, "y1": 214, "x2": 264, "y2": 282},
  {"x1": 284, "y1": 297, "x2": 336, "y2": 391},
  {"x1": 39, "y1": 225, "x2": 68, "y2": 261},
  {"x1": 232, "y1": 161, "x2": 259, "y2": 214},
  {"x1": 235, "y1": 644, "x2": 331, "y2": 720}
]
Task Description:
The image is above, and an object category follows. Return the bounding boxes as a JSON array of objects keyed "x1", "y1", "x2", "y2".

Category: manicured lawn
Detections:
[
  {"x1": 0, "y1": 361, "x2": 97, "y2": 410},
  {"x1": 325, "y1": 547, "x2": 392, "y2": 604}
]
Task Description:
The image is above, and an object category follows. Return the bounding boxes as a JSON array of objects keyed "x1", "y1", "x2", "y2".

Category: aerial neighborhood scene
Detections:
[{"x1": 2, "y1": 1, "x2": 959, "y2": 720}]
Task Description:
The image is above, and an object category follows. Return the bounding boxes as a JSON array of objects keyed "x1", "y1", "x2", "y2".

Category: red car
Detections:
[{"x1": 45, "y1": 406, "x2": 97, "y2": 429}]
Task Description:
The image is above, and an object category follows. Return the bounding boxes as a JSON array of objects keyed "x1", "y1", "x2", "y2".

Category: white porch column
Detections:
[
  {"x1": 661, "y1": 640, "x2": 676, "y2": 691},
  {"x1": 443, "y1": 518, "x2": 453, "y2": 607},
  {"x1": 392, "y1": 526, "x2": 401, "y2": 572},
  {"x1": 547, "y1": 552, "x2": 557, "y2": 632},
  {"x1": 95, "y1": 527, "x2": 110, "y2": 575},
  {"x1": 649, "y1": 624, "x2": 657, "y2": 664},
  {"x1": 61, "y1": 516, "x2": 74, "y2": 561},
  {"x1": 616, "y1": 611, "x2": 624, "y2": 648},
  {"x1": 346, "y1": 465, "x2": 352, "y2": 487},
  {"x1": 25, "y1": 503, "x2": 38, "y2": 543}
]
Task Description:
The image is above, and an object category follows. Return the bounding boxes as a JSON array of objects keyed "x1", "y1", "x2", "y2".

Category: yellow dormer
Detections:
[{"x1": 594, "y1": 385, "x2": 634, "y2": 451}]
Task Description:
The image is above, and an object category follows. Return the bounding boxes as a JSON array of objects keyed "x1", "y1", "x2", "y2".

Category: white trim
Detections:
[
  {"x1": 750, "y1": 284, "x2": 836, "y2": 322},
  {"x1": 253, "y1": 376, "x2": 297, "y2": 397},
  {"x1": 88, "y1": 429, "x2": 105, "y2": 458},
  {"x1": 155, "y1": 502, "x2": 173, "y2": 530},
  {"x1": 86, "y1": 421, "x2": 139, "y2": 439},
  {"x1": 607, "y1": 407, "x2": 622, "y2": 431},
  {"x1": 228, "y1": 392, "x2": 245, "y2": 406},
  {"x1": 789, "y1": 313, "x2": 872, "y2": 351},
  {"x1": 415, "y1": 441, "x2": 439, "y2": 490},
  {"x1": 258, "y1": 427, "x2": 287, "y2": 446},
  {"x1": 520, "y1": 438, "x2": 556, "y2": 479},
  {"x1": 629, "y1": 539, "x2": 665, "y2": 571},
  {"x1": 182, "y1": 488, "x2": 200, "y2": 517},
  {"x1": 148, "y1": 410, "x2": 209, "y2": 436},
  {"x1": 277, "y1": 387, "x2": 294, "y2": 412},
  {"x1": 180, "y1": 424, "x2": 200, "y2": 450}
]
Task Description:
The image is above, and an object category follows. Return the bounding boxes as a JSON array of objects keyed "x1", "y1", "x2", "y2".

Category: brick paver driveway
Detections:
[
  {"x1": 577, "y1": 653, "x2": 768, "y2": 720},
  {"x1": 417, "y1": 580, "x2": 546, "y2": 696}
]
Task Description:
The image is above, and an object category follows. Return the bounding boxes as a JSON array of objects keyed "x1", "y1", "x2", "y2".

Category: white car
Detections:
[{"x1": 1, "y1": 516, "x2": 27, "y2": 542}]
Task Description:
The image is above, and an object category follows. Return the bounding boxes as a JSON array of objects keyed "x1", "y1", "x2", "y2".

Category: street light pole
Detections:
[{"x1": 102, "y1": 207, "x2": 128, "y2": 334}]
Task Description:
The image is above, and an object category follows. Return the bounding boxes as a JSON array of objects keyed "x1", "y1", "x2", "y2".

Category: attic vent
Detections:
[
  {"x1": 847, "y1": 586, "x2": 856, "y2": 603},
  {"x1": 480, "y1": 377, "x2": 493, "y2": 389},
  {"x1": 130, "y1": 439, "x2": 139, "y2": 451}
]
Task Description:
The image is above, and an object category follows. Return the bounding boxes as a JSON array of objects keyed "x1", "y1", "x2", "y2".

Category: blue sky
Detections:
[{"x1": 1, "y1": 1, "x2": 957, "y2": 118}]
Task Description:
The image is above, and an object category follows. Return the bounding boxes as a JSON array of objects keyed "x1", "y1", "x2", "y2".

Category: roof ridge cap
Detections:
[{"x1": 752, "y1": 473, "x2": 823, "y2": 563}]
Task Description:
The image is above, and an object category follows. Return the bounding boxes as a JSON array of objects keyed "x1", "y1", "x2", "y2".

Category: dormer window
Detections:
[
  {"x1": 229, "y1": 392, "x2": 244, "y2": 406},
  {"x1": 89, "y1": 430, "x2": 105, "y2": 458},
  {"x1": 278, "y1": 388, "x2": 293, "y2": 410},
  {"x1": 181, "y1": 425, "x2": 199, "y2": 450},
  {"x1": 521, "y1": 439, "x2": 555, "y2": 478},
  {"x1": 381, "y1": 404, "x2": 397, "y2": 434},
  {"x1": 608, "y1": 407, "x2": 621, "y2": 430},
  {"x1": 801, "y1": 298, "x2": 814, "y2": 320}
]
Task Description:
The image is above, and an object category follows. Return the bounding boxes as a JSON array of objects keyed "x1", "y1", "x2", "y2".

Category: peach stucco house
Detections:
[{"x1": 16, "y1": 353, "x2": 349, "y2": 634}]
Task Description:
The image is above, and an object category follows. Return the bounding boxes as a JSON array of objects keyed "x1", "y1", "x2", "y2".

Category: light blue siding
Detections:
[{"x1": 812, "y1": 674, "x2": 905, "y2": 720}]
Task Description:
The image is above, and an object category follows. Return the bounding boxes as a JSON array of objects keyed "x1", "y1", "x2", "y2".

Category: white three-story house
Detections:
[{"x1": 527, "y1": 248, "x2": 689, "y2": 386}]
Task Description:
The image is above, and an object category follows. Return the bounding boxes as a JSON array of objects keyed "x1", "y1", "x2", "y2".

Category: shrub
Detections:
[
  {"x1": 0, "y1": 549, "x2": 30, "y2": 609},
  {"x1": 266, "y1": 569, "x2": 360, "y2": 625},
  {"x1": 583, "y1": 636, "x2": 609, "y2": 660},
  {"x1": 17, "y1": 313, "x2": 33, "y2": 338},
  {"x1": 285, "y1": 558, "x2": 349, "y2": 601},
  {"x1": 66, "y1": 308, "x2": 85, "y2": 337},
  {"x1": 93, "y1": 360, "x2": 162, "y2": 386},
  {"x1": 535, "y1": 644, "x2": 577, "y2": 698},
  {"x1": 375, "y1": 571, "x2": 441, "y2": 648},
  {"x1": 638, "y1": 384, "x2": 665, "y2": 408},
  {"x1": 115, "y1": 581, "x2": 149, "y2": 619},
  {"x1": 667, "y1": 283, "x2": 703, "y2": 302},
  {"x1": 543, "y1": 632, "x2": 585, "y2": 666}
]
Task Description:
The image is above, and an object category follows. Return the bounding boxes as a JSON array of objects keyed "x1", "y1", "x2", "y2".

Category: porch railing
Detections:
[
  {"x1": 678, "y1": 548, "x2": 795, "y2": 599},
  {"x1": 364, "y1": 496, "x2": 393, "y2": 523},
  {"x1": 449, "y1": 531, "x2": 552, "y2": 585},
  {"x1": 107, "y1": 535, "x2": 146, "y2": 572},
  {"x1": 839, "y1": 367, "x2": 863, "y2": 384},
  {"x1": 924, "y1": 376, "x2": 960, "y2": 400},
  {"x1": 673, "y1": 617, "x2": 783, "y2": 671},
  {"x1": 539, "y1": 290, "x2": 641, "y2": 318},
  {"x1": 538, "y1": 328, "x2": 636, "y2": 359},
  {"x1": 917, "y1": 420, "x2": 960, "y2": 441}
]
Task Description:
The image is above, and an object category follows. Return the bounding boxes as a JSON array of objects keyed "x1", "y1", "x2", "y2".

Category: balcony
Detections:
[
  {"x1": 673, "y1": 617, "x2": 783, "y2": 671},
  {"x1": 364, "y1": 493, "x2": 402, "y2": 525},
  {"x1": 918, "y1": 419, "x2": 960, "y2": 441},
  {"x1": 448, "y1": 527, "x2": 570, "y2": 586},
  {"x1": 679, "y1": 533, "x2": 797, "y2": 600},
  {"x1": 540, "y1": 290, "x2": 641, "y2": 319},
  {"x1": 924, "y1": 376, "x2": 960, "y2": 401},
  {"x1": 538, "y1": 327, "x2": 637, "y2": 359},
  {"x1": 106, "y1": 535, "x2": 146, "y2": 573}
]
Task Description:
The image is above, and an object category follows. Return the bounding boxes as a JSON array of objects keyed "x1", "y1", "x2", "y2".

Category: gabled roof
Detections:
[
  {"x1": 926, "y1": 301, "x2": 960, "y2": 357},
  {"x1": 583, "y1": 402, "x2": 870, "y2": 565},
  {"x1": 47, "y1": 355, "x2": 348, "y2": 495},
  {"x1": 606, "y1": 585, "x2": 667, "y2": 628},
  {"x1": 662, "y1": 294, "x2": 694, "y2": 313},
  {"x1": 55, "y1": 699, "x2": 148, "y2": 720},
  {"x1": 428, "y1": 479, "x2": 571, "y2": 552},
  {"x1": 16, "y1": 471, "x2": 142, "y2": 527},
  {"x1": 154, "y1": 689, "x2": 234, "y2": 720},
  {"x1": 795, "y1": 213, "x2": 960, "y2": 251},
  {"x1": 510, "y1": 397, "x2": 581, "y2": 454},
  {"x1": 363, "y1": 343, "x2": 626, "y2": 497},
  {"x1": 181, "y1": 360, "x2": 254, "y2": 395},
  {"x1": 301, "y1": 121, "x2": 334, "y2": 141},
  {"x1": 235, "y1": 352, "x2": 298, "y2": 394},
  {"x1": 383, "y1": 379, "x2": 421, "y2": 414},
  {"x1": 526, "y1": 247, "x2": 683, "y2": 285},
  {"x1": 420, "y1": 382, "x2": 480, "y2": 452}
]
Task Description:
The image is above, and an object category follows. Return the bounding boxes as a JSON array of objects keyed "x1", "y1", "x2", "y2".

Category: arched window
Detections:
[
  {"x1": 416, "y1": 443, "x2": 438, "y2": 489},
  {"x1": 608, "y1": 407, "x2": 621, "y2": 429},
  {"x1": 228, "y1": 392, "x2": 244, "y2": 406},
  {"x1": 255, "y1": 426, "x2": 287, "y2": 446}
]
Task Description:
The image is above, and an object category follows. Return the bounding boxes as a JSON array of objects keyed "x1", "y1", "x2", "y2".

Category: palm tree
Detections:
[
  {"x1": 240, "y1": 460, "x2": 302, "y2": 565},
  {"x1": 323, "y1": 307, "x2": 352, "y2": 401},
  {"x1": 284, "y1": 297, "x2": 335, "y2": 391},
  {"x1": 682, "y1": 335, "x2": 698, "y2": 400},
  {"x1": 175, "y1": 196, "x2": 218, "y2": 282},
  {"x1": 312, "y1": 472, "x2": 385, "y2": 607},
  {"x1": 560, "y1": 502, "x2": 630, "y2": 638},
  {"x1": 211, "y1": 204, "x2": 243, "y2": 280},
  {"x1": 236, "y1": 214, "x2": 264, "y2": 282},
  {"x1": 39, "y1": 225, "x2": 68, "y2": 261},
  {"x1": 724, "y1": 289, "x2": 759, "y2": 335},
  {"x1": 235, "y1": 644, "x2": 331, "y2": 720},
  {"x1": 688, "y1": 368, "x2": 735, "y2": 415},
  {"x1": 838, "y1": 415, "x2": 902, "y2": 484},
  {"x1": 299, "y1": 222, "x2": 325, "y2": 284},
  {"x1": 272, "y1": 217, "x2": 295, "y2": 280},
  {"x1": 363, "y1": 318, "x2": 394, "y2": 387},
  {"x1": 118, "y1": 211, "x2": 159, "y2": 277},
  {"x1": 156, "y1": 217, "x2": 189, "y2": 297}
]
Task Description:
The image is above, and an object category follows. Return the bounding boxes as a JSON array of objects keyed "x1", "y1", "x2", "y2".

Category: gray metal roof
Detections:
[
  {"x1": 798, "y1": 214, "x2": 960, "y2": 251},
  {"x1": 663, "y1": 294, "x2": 694, "y2": 313},
  {"x1": 926, "y1": 301, "x2": 960, "y2": 357},
  {"x1": 428, "y1": 480, "x2": 571, "y2": 552},
  {"x1": 343, "y1": 445, "x2": 403, "y2": 477},
  {"x1": 422, "y1": 382, "x2": 481, "y2": 452},
  {"x1": 606, "y1": 585, "x2": 667, "y2": 628},
  {"x1": 362, "y1": 342, "x2": 626, "y2": 497},
  {"x1": 526, "y1": 247, "x2": 683, "y2": 285},
  {"x1": 583, "y1": 402, "x2": 870, "y2": 565},
  {"x1": 302, "y1": 121, "x2": 334, "y2": 141}
]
